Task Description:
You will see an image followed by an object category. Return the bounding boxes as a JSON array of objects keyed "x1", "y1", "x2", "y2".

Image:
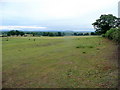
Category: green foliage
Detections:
[
  {"x1": 105, "y1": 28, "x2": 116, "y2": 39},
  {"x1": 91, "y1": 32, "x2": 96, "y2": 35},
  {"x1": 93, "y1": 14, "x2": 120, "y2": 43},
  {"x1": 84, "y1": 33, "x2": 89, "y2": 35},
  {"x1": 92, "y1": 14, "x2": 117, "y2": 34},
  {"x1": 105, "y1": 28, "x2": 120, "y2": 43},
  {"x1": 112, "y1": 28, "x2": 120, "y2": 43},
  {"x1": 4, "y1": 30, "x2": 96, "y2": 37},
  {"x1": 116, "y1": 18, "x2": 120, "y2": 27},
  {"x1": 101, "y1": 34, "x2": 105, "y2": 37},
  {"x1": 7, "y1": 30, "x2": 25, "y2": 36},
  {"x1": 73, "y1": 32, "x2": 85, "y2": 36},
  {"x1": 38, "y1": 32, "x2": 65, "y2": 36}
]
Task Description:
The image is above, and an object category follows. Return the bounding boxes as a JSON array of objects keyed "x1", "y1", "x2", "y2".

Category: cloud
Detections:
[
  {"x1": 1, "y1": 0, "x2": 118, "y2": 20},
  {"x1": 0, "y1": 0, "x2": 31, "y2": 3},
  {"x1": 0, "y1": 26, "x2": 47, "y2": 30},
  {"x1": 0, "y1": 0, "x2": 119, "y2": 31}
]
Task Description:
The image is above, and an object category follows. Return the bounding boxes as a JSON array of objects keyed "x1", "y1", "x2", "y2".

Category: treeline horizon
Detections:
[{"x1": 1, "y1": 30, "x2": 97, "y2": 37}]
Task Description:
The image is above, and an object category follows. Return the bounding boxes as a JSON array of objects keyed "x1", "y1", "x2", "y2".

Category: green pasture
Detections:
[{"x1": 2, "y1": 36, "x2": 118, "y2": 88}]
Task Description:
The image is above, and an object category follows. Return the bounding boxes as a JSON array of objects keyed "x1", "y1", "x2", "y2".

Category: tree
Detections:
[
  {"x1": 74, "y1": 33, "x2": 77, "y2": 36},
  {"x1": 8, "y1": 30, "x2": 16, "y2": 36},
  {"x1": 84, "y1": 33, "x2": 89, "y2": 35},
  {"x1": 92, "y1": 14, "x2": 117, "y2": 34},
  {"x1": 43, "y1": 32, "x2": 48, "y2": 36},
  {"x1": 49, "y1": 32, "x2": 54, "y2": 36},
  {"x1": 57, "y1": 32, "x2": 62, "y2": 36},
  {"x1": 7, "y1": 30, "x2": 25, "y2": 36},
  {"x1": 91, "y1": 32, "x2": 94, "y2": 35},
  {"x1": 16, "y1": 30, "x2": 20, "y2": 36},
  {"x1": 78, "y1": 33, "x2": 83, "y2": 36},
  {"x1": 20, "y1": 32, "x2": 25, "y2": 36},
  {"x1": 115, "y1": 18, "x2": 120, "y2": 28}
]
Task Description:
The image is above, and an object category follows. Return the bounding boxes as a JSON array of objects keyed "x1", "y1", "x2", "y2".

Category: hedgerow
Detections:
[{"x1": 104, "y1": 28, "x2": 120, "y2": 43}]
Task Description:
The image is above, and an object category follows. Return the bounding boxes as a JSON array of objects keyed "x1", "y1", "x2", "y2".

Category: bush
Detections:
[
  {"x1": 102, "y1": 34, "x2": 105, "y2": 37},
  {"x1": 105, "y1": 28, "x2": 120, "y2": 43},
  {"x1": 112, "y1": 28, "x2": 120, "y2": 43},
  {"x1": 105, "y1": 28, "x2": 116, "y2": 39}
]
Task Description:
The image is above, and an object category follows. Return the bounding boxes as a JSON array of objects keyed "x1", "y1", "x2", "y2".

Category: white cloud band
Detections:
[{"x1": 0, "y1": 26, "x2": 47, "y2": 30}]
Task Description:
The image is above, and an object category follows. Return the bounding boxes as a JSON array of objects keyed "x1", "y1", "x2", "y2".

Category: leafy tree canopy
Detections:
[
  {"x1": 92, "y1": 14, "x2": 118, "y2": 34},
  {"x1": 7, "y1": 30, "x2": 25, "y2": 36}
]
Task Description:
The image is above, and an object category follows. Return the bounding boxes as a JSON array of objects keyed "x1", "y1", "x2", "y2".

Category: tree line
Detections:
[
  {"x1": 7, "y1": 30, "x2": 25, "y2": 36},
  {"x1": 2, "y1": 30, "x2": 96, "y2": 37}
]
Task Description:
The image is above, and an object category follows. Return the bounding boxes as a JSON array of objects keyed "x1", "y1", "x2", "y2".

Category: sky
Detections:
[{"x1": 0, "y1": 0, "x2": 119, "y2": 31}]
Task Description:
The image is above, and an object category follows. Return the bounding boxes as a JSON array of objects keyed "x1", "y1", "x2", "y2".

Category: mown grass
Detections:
[{"x1": 2, "y1": 36, "x2": 118, "y2": 88}]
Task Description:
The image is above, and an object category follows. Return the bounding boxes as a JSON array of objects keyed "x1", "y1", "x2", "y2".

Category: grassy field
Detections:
[{"x1": 2, "y1": 36, "x2": 118, "y2": 88}]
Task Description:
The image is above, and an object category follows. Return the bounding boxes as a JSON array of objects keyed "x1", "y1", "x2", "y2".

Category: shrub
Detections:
[
  {"x1": 105, "y1": 28, "x2": 116, "y2": 39},
  {"x1": 102, "y1": 34, "x2": 105, "y2": 37},
  {"x1": 112, "y1": 28, "x2": 120, "y2": 43},
  {"x1": 105, "y1": 28, "x2": 120, "y2": 43}
]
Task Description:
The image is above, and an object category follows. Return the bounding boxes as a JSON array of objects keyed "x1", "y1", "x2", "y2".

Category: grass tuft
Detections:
[
  {"x1": 82, "y1": 51, "x2": 86, "y2": 54},
  {"x1": 76, "y1": 45, "x2": 85, "y2": 48},
  {"x1": 76, "y1": 46, "x2": 80, "y2": 48},
  {"x1": 76, "y1": 45, "x2": 94, "y2": 49},
  {"x1": 88, "y1": 46, "x2": 94, "y2": 48}
]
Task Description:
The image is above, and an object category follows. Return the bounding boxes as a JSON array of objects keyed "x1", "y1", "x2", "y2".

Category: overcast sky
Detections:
[{"x1": 0, "y1": 0, "x2": 119, "y2": 31}]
